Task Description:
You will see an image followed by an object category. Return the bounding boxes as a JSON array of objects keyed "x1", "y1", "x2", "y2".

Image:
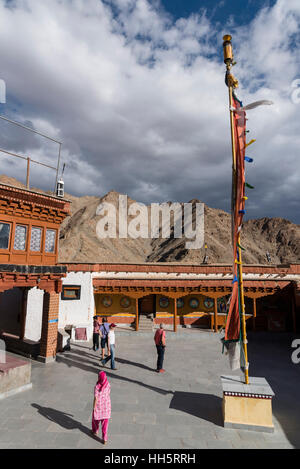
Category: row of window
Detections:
[{"x1": 0, "y1": 222, "x2": 57, "y2": 253}]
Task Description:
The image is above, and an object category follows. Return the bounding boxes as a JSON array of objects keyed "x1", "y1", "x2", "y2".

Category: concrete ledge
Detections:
[
  {"x1": 0, "y1": 383, "x2": 32, "y2": 400},
  {"x1": 0, "y1": 353, "x2": 32, "y2": 397}
]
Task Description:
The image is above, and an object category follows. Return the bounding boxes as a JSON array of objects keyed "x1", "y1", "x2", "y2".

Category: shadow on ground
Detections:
[
  {"x1": 115, "y1": 357, "x2": 155, "y2": 372},
  {"x1": 60, "y1": 348, "x2": 155, "y2": 372},
  {"x1": 31, "y1": 403, "x2": 100, "y2": 443},
  {"x1": 56, "y1": 352, "x2": 173, "y2": 396},
  {"x1": 169, "y1": 392, "x2": 222, "y2": 426},
  {"x1": 248, "y1": 331, "x2": 300, "y2": 448}
]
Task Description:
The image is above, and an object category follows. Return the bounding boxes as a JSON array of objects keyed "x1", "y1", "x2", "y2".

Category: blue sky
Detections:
[
  {"x1": 0, "y1": 0, "x2": 299, "y2": 224},
  {"x1": 160, "y1": 0, "x2": 277, "y2": 25}
]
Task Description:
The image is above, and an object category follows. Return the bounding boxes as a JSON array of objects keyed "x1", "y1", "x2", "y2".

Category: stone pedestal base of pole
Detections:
[{"x1": 221, "y1": 375, "x2": 275, "y2": 433}]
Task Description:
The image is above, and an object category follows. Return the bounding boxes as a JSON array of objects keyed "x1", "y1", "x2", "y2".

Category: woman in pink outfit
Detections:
[{"x1": 92, "y1": 371, "x2": 111, "y2": 444}]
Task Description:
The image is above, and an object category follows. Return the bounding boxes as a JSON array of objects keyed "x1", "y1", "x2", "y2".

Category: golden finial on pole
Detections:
[
  {"x1": 223, "y1": 35, "x2": 233, "y2": 66},
  {"x1": 223, "y1": 34, "x2": 239, "y2": 88}
]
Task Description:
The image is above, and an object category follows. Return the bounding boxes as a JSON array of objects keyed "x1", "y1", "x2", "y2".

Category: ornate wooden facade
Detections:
[
  {"x1": 92, "y1": 276, "x2": 296, "y2": 333},
  {"x1": 0, "y1": 183, "x2": 70, "y2": 265},
  {"x1": 0, "y1": 183, "x2": 70, "y2": 362}
]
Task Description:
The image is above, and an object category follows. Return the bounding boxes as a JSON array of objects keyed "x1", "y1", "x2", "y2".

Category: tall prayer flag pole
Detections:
[
  {"x1": 221, "y1": 37, "x2": 275, "y2": 431},
  {"x1": 223, "y1": 35, "x2": 249, "y2": 385}
]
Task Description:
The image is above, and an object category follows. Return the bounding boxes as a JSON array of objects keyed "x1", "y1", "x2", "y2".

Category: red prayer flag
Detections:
[{"x1": 225, "y1": 94, "x2": 246, "y2": 341}]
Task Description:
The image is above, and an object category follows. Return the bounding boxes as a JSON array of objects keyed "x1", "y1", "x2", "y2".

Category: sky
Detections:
[
  {"x1": 0, "y1": 0, "x2": 299, "y2": 223},
  {"x1": 160, "y1": 0, "x2": 277, "y2": 25}
]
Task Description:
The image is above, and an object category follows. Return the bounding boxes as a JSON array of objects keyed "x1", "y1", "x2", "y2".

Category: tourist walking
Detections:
[
  {"x1": 92, "y1": 316, "x2": 101, "y2": 351},
  {"x1": 154, "y1": 324, "x2": 166, "y2": 373},
  {"x1": 92, "y1": 371, "x2": 111, "y2": 444},
  {"x1": 101, "y1": 323, "x2": 117, "y2": 370},
  {"x1": 99, "y1": 318, "x2": 110, "y2": 360}
]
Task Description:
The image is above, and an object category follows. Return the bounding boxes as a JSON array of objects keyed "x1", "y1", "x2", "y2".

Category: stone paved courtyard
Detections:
[{"x1": 0, "y1": 329, "x2": 299, "y2": 449}]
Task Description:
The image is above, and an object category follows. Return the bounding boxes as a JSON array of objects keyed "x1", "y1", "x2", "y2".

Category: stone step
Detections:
[{"x1": 138, "y1": 316, "x2": 154, "y2": 331}]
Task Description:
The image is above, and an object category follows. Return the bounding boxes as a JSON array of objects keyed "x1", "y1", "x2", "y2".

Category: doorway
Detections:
[
  {"x1": 139, "y1": 294, "x2": 156, "y2": 317},
  {"x1": 0, "y1": 287, "x2": 23, "y2": 337}
]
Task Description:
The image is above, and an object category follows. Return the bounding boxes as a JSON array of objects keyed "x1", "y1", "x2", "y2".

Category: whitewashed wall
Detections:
[
  {"x1": 25, "y1": 287, "x2": 44, "y2": 342},
  {"x1": 24, "y1": 271, "x2": 94, "y2": 344},
  {"x1": 59, "y1": 271, "x2": 94, "y2": 340}
]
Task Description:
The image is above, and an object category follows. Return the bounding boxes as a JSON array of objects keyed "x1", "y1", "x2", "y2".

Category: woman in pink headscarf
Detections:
[{"x1": 92, "y1": 371, "x2": 111, "y2": 444}]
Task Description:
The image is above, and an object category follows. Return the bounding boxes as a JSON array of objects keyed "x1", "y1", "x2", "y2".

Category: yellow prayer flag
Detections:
[{"x1": 245, "y1": 139, "x2": 256, "y2": 148}]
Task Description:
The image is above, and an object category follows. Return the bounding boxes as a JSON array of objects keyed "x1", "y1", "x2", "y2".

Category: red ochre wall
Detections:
[
  {"x1": 94, "y1": 293, "x2": 230, "y2": 327},
  {"x1": 155, "y1": 294, "x2": 228, "y2": 327},
  {"x1": 94, "y1": 294, "x2": 135, "y2": 324}
]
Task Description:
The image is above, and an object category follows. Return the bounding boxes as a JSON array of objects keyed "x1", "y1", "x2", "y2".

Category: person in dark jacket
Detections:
[
  {"x1": 92, "y1": 316, "x2": 101, "y2": 351},
  {"x1": 154, "y1": 324, "x2": 166, "y2": 373},
  {"x1": 99, "y1": 318, "x2": 110, "y2": 360}
]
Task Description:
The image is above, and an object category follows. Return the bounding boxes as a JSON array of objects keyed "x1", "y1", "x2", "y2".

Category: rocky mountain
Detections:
[
  {"x1": 58, "y1": 190, "x2": 300, "y2": 265},
  {"x1": 1, "y1": 175, "x2": 299, "y2": 264}
]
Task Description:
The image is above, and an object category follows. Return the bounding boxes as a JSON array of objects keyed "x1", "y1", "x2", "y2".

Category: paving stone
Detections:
[
  {"x1": 125, "y1": 435, "x2": 157, "y2": 449},
  {"x1": 132, "y1": 412, "x2": 157, "y2": 425},
  {"x1": 103, "y1": 434, "x2": 135, "y2": 449},
  {"x1": 255, "y1": 441, "x2": 294, "y2": 449},
  {"x1": 24, "y1": 432, "x2": 58, "y2": 449},
  {"x1": 54, "y1": 432, "x2": 81, "y2": 448},
  {"x1": 0, "y1": 418, "x2": 9, "y2": 429},
  {"x1": 0, "y1": 430, "x2": 19, "y2": 444},
  {"x1": 238, "y1": 429, "x2": 278, "y2": 443},
  {"x1": 119, "y1": 422, "x2": 146, "y2": 435},
  {"x1": 214, "y1": 427, "x2": 242, "y2": 442},
  {"x1": 181, "y1": 438, "x2": 207, "y2": 449},
  {"x1": 206, "y1": 439, "x2": 234, "y2": 449},
  {"x1": 76, "y1": 437, "x2": 105, "y2": 449},
  {"x1": 165, "y1": 424, "x2": 194, "y2": 438},
  {"x1": 231, "y1": 441, "x2": 259, "y2": 449}
]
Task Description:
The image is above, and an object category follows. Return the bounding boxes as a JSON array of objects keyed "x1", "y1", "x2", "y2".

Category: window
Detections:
[
  {"x1": 14, "y1": 225, "x2": 27, "y2": 251},
  {"x1": 45, "y1": 229, "x2": 56, "y2": 253},
  {"x1": 30, "y1": 227, "x2": 42, "y2": 252},
  {"x1": 61, "y1": 286, "x2": 81, "y2": 301},
  {"x1": 0, "y1": 223, "x2": 11, "y2": 250}
]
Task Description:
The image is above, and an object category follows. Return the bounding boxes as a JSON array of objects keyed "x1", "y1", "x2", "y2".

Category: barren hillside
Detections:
[{"x1": 1, "y1": 175, "x2": 299, "y2": 264}]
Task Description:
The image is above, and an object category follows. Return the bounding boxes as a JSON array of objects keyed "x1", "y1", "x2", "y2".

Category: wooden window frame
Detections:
[
  {"x1": 30, "y1": 226, "x2": 43, "y2": 253},
  {"x1": 45, "y1": 228, "x2": 57, "y2": 254},
  {"x1": 61, "y1": 285, "x2": 81, "y2": 301},
  {"x1": 13, "y1": 223, "x2": 29, "y2": 252},
  {"x1": 0, "y1": 221, "x2": 12, "y2": 252}
]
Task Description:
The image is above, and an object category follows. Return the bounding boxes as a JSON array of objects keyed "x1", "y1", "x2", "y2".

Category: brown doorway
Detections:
[{"x1": 139, "y1": 294, "x2": 156, "y2": 316}]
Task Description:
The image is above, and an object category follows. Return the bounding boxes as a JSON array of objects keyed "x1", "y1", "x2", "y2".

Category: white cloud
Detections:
[{"x1": 0, "y1": 0, "x2": 299, "y2": 223}]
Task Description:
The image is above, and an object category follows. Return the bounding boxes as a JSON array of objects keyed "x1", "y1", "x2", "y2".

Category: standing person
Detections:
[
  {"x1": 92, "y1": 371, "x2": 111, "y2": 444},
  {"x1": 92, "y1": 316, "x2": 101, "y2": 351},
  {"x1": 101, "y1": 323, "x2": 117, "y2": 370},
  {"x1": 99, "y1": 318, "x2": 110, "y2": 361},
  {"x1": 154, "y1": 324, "x2": 166, "y2": 373}
]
